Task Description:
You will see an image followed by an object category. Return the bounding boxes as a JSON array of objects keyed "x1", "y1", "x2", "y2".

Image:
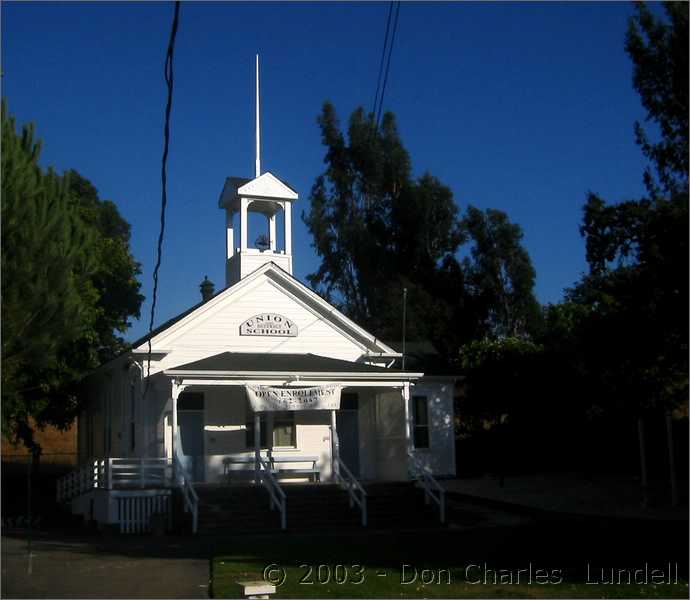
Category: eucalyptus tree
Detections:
[{"x1": 304, "y1": 102, "x2": 470, "y2": 360}]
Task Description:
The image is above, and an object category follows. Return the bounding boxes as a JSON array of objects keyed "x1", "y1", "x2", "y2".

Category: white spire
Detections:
[{"x1": 255, "y1": 54, "x2": 261, "y2": 179}]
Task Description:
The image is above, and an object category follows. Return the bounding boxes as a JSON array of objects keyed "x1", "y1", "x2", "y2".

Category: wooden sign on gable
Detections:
[{"x1": 240, "y1": 313, "x2": 298, "y2": 337}]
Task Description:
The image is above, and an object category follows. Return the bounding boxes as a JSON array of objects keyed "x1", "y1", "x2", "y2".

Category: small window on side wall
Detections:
[{"x1": 412, "y1": 395, "x2": 430, "y2": 449}]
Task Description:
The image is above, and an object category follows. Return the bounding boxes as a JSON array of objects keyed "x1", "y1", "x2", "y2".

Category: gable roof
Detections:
[
  {"x1": 219, "y1": 172, "x2": 298, "y2": 210},
  {"x1": 131, "y1": 261, "x2": 396, "y2": 356}
]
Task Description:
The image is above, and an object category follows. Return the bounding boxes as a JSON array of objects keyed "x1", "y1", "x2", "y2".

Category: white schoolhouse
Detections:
[{"x1": 59, "y1": 60, "x2": 457, "y2": 532}]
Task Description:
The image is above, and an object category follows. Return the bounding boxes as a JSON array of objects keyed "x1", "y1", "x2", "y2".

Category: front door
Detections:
[
  {"x1": 336, "y1": 394, "x2": 360, "y2": 477},
  {"x1": 178, "y1": 411, "x2": 204, "y2": 482}
]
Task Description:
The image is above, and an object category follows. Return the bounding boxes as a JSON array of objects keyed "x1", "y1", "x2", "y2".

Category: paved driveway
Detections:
[{"x1": 1, "y1": 531, "x2": 210, "y2": 599}]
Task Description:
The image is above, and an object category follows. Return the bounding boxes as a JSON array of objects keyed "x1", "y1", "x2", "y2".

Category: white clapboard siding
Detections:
[{"x1": 141, "y1": 273, "x2": 374, "y2": 375}]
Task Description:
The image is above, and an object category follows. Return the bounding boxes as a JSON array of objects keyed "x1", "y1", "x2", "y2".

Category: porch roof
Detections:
[{"x1": 164, "y1": 352, "x2": 423, "y2": 382}]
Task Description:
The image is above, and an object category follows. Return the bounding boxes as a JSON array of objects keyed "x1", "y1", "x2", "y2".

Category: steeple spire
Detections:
[
  {"x1": 255, "y1": 54, "x2": 261, "y2": 178},
  {"x1": 218, "y1": 54, "x2": 298, "y2": 286}
]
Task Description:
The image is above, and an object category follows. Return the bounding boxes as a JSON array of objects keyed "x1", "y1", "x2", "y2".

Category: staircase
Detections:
[{"x1": 194, "y1": 481, "x2": 445, "y2": 535}]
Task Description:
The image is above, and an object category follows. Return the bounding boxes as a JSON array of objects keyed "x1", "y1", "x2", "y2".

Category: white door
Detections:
[
  {"x1": 178, "y1": 410, "x2": 205, "y2": 482},
  {"x1": 374, "y1": 391, "x2": 408, "y2": 480}
]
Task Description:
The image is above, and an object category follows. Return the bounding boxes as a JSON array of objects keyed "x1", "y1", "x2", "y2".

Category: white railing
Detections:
[
  {"x1": 108, "y1": 457, "x2": 171, "y2": 489},
  {"x1": 173, "y1": 455, "x2": 199, "y2": 534},
  {"x1": 57, "y1": 458, "x2": 174, "y2": 502},
  {"x1": 56, "y1": 457, "x2": 195, "y2": 534},
  {"x1": 258, "y1": 456, "x2": 287, "y2": 530},
  {"x1": 56, "y1": 460, "x2": 107, "y2": 502},
  {"x1": 114, "y1": 491, "x2": 171, "y2": 534},
  {"x1": 407, "y1": 451, "x2": 446, "y2": 523},
  {"x1": 334, "y1": 458, "x2": 367, "y2": 527}
]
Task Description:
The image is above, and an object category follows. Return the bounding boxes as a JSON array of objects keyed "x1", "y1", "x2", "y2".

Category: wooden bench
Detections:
[
  {"x1": 270, "y1": 455, "x2": 320, "y2": 483},
  {"x1": 223, "y1": 456, "x2": 255, "y2": 481},
  {"x1": 222, "y1": 455, "x2": 320, "y2": 483}
]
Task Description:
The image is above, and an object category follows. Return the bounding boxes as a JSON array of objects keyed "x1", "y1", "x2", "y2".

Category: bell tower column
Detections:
[
  {"x1": 240, "y1": 197, "x2": 249, "y2": 251},
  {"x1": 284, "y1": 201, "x2": 292, "y2": 255}
]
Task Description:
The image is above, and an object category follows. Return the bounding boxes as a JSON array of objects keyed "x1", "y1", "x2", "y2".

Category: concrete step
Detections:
[{"x1": 193, "y1": 481, "x2": 446, "y2": 534}]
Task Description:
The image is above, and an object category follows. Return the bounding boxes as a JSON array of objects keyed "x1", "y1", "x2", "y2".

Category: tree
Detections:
[
  {"x1": 2, "y1": 101, "x2": 97, "y2": 452},
  {"x1": 458, "y1": 336, "x2": 543, "y2": 482},
  {"x1": 626, "y1": 1, "x2": 688, "y2": 196},
  {"x1": 576, "y1": 0, "x2": 688, "y2": 416},
  {"x1": 64, "y1": 169, "x2": 144, "y2": 364},
  {"x1": 304, "y1": 103, "x2": 470, "y2": 359},
  {"x1": 1, "y1": 101, "x2": 143, "y2": 453},
  {"x1": 572, "y1": 1, "x2": 688, "y2": 504},
  {"x1": 460, "y1": 206, "x2": 541, "y2": 338}
]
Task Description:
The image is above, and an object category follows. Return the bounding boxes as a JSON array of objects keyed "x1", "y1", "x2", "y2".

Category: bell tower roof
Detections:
[{"x1": 218, "y1": 172, "x2": 298, "y2": 212}]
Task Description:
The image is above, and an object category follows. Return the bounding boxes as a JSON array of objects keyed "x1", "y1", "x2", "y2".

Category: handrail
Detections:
[
  {"x1": 407, "y1": 451, "x2": 446, "y2": 523},
  {"x1": 57, "y1": 457, "x2": 176, "y2": 503},
  {"x1": 173, "y1": 454, "x2": 199, "y2": 533},
  {"x1": 258, "y1": 456, "x2": 287, "y2": 530},
  {"x1": 334, "y1": 458, "x2": 367, "y2": 527},
  {"x1": 57, "y1": 456, "x2": 198, "y2": 533}
]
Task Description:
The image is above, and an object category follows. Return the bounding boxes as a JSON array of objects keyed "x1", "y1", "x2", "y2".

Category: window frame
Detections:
[
  {"x1": 245, "y1": 411, "x2": 297, "y2": 449},
  {"x1": 272, "y1": 412, "x2": 297, "y2": 448}
]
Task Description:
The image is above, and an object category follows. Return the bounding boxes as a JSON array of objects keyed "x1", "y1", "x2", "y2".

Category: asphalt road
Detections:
[{"x1": 1, "y1": 532, "x2": 210, "y2": 599}]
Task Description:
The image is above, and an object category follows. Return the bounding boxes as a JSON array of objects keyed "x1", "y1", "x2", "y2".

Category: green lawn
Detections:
[{"x1": 211, "y1": 528, "x2": 688, "y2": 599}]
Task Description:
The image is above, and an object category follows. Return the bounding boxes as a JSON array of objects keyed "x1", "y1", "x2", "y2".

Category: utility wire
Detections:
[
  {"x1": 376, "y1": 1, "x2": 400, "y2": 130},
  {"x1": 145, "y1": 1, "x2": 181, "y2": 391},
  {"x1": 371, "y1": 2, "x2": 394, "y2": 122}
]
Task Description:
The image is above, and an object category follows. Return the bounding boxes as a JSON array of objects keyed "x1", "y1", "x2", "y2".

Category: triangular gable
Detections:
[
  {"x1": 237, "y1": 172, "x2": 298, "y2": 200},
  {"x1": 134, "y1": 262, "x2": 396, "y2": 361}
]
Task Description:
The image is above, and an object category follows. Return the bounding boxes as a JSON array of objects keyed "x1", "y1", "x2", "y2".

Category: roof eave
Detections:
[{"x1": 163, "y1": 369, "x2": 424, "y2": 381}]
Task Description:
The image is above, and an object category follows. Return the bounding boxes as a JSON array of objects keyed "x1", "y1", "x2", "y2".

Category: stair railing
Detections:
[
  {"x1": 334, "y1": 458, "x2": 367, "y2": 527},
  {"x1": 57, "y1": 459, "x2": 106, "y2": 502},
  {"x1": 173, "y1": 454, "x2": 199, "y2": 533},
  {"x1": 258, "y1": 456, "x2": 287, "y2": 530},
  {"x1": 407, "y1": 451, "x2": 446, "y2": 523}
]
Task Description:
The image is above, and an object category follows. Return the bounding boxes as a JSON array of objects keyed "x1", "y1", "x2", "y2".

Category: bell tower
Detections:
[
  {"x1": 218, "y1": 173, "x2": 297, "y2": 285},
  {"x1": 218, "y1": 55, "x2": 298, "y2": 286}
]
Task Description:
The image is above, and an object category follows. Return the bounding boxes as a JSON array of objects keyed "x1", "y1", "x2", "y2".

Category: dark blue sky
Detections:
[{"x1": 2, "y1": 2, "x2": 651, "y2": 343}]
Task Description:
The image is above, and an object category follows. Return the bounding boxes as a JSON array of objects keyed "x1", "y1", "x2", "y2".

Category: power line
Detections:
[
  {"x1": 145, "y1": 1, "x2": 181, "y2": 388},
  {"x1": 376, "y1": 1, "x2": 400, "y2": 130},
  {"x1": 372, "y1": 2, "x2": 394, "y2": 121}
]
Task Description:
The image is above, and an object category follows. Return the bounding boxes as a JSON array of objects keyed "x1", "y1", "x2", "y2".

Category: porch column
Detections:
[
  {"x1": 171, "y1": 379, "x2": 184, "y2": 480},
  {"x1": 402, "y1": 382, "x2": 413, "y2": 458},
  {"x1": 331, "y1": 409, "x2": 340, "y2": 480},
  {"x1": 254, "y1": 412, "x2": 261, "y2": 485}
]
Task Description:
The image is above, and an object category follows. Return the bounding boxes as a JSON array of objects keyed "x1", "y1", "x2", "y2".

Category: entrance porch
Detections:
[{"x1": 163, "y1": 352, "x2": 428, "y2": 486}]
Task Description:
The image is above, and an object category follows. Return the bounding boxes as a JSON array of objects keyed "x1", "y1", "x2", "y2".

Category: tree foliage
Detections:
[
  {"x1": 573, "y1": 1, "x2": 688, "y2": 415},
  {"x1": 459, "y1": 337, "x2": 543, "y2": 429},
  {"x1": 626, "y1": 1, "x2": 688, "y2": 196},
  {"x1": 304, "y1": 103, "x2": 469, "y2": 358},
  {"x1": 460, "y1": 206, "x2": 541, "y2": 338},
  {"x1": 1, "y1": 101, "x2": 143, "y2": 452}
]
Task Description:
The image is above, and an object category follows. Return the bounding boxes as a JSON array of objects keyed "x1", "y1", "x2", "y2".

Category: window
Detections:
[
  {"x1": 412, "y1": 395, "x2": 430, "y2": 449},
  {"x1": 272, "y1": 412, "x2": 296, "y2": 447},
  {"x1": 246, "y1": 414, "x2": 268, "y2": 449},
  {"x1": 245, "y1": 412, "x2": 296, "y2": 448}
]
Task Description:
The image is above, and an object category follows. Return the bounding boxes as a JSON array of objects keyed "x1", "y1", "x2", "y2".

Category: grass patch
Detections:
[{"x1": 211, "y1": 529, "x2": 688, "y2": 599}]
